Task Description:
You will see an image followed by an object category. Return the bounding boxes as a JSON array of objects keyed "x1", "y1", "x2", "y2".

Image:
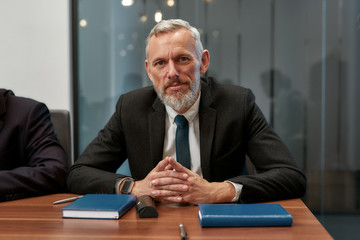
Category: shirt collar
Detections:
[{"x1": 165, "y1": 92, "x2": 201, "y2": 124}]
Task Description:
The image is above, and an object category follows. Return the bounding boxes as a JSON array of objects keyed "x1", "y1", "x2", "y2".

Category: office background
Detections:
[{"x1": 1, "y1": 0, "x2": 359, "y2": 239}]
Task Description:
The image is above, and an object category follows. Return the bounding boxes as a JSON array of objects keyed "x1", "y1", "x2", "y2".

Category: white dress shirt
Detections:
[{"x1": 162, "y1": 93, "x2": 242, "y2": 202}]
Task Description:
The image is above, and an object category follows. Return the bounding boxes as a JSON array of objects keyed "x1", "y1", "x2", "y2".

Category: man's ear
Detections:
[
  {"x1": 145, "y1": 59, "x2": 154, "y2": 82},
  {"x1": 200, "y1": 50, "x2": 210, "y2": 74}
]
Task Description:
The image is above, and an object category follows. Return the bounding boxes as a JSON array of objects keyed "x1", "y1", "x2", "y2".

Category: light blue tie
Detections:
[{"x1": 174, "y1": 115, "x2": 191, "y2": 169}]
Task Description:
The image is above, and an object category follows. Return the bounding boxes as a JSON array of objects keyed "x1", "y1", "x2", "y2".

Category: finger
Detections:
[
  {"x1": 168, "y1": 157, "x2": 191, "y2": 173},
  {"x1": 154, "y1": 196, "x2": 182, "y2": 204},
  {"x1": 151, "y1": 177, "x2": 185, "y2": 186},
  {"x1": 152, "y1": 168, "x2": 189, "y2": 180},
  {"x1": 153, "y1": 157, "x2": 172, "y2": 172},
  {"x1": 161, "y1": 196, "x2": 183, "y2": 203},
  {"x1": 152, "y1": 181, "x2": 189, "y2": 192},
  {"x1": 164, "y1": 164, "x2": 174, "y2": 171},
  {"x1": 151, "y1": 189, "x2": 183, "y2": 200}
]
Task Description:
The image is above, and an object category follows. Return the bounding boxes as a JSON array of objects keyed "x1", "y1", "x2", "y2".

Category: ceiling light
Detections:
[
  {"x1": 167, "y1": 0, "x2": 175, "y2": 7},
  {"x1": 154, "y1": 11, "x2": 162, "y2": 23},
  {"x1": 79, "y1": 19, "x2": 87, "y2": 27},
  {"x1": 140, "y1": 13, "x2": 148, "y2": 22},
  {"x1": 122, "y1": 0, "x2": 134, "y2": 7}
]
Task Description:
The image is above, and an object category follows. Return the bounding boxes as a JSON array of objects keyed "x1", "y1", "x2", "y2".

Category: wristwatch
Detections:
[{"x1": 120, "y1": 178, "x2": 134, "y2": 194}]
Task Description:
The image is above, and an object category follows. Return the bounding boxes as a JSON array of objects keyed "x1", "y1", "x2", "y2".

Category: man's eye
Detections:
[
  {"x1": 155, "y1": 61, "x2": 164, "y2": 66},
  {"x1": 179, "y1": 57, "x2": 189, "y2": 62}
]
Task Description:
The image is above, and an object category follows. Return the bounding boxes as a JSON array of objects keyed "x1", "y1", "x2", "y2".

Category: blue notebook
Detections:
[
  {"x1": 62, "y1": 194, "x2": 136, "y2": 219},
  {"x1": 198, "y1": 203, "x2": 293, "y2": 227}
]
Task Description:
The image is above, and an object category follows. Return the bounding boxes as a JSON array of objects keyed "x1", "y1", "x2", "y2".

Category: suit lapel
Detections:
[
  {"x1": 199, "y1": 80, "x2": 216, "y2": 181},
  {"x1": 149, "y1": 98, "x2": 166, "y2": 167},
  {"x1": 147, "y1": 79, "x2": 217, "y2": 180}
]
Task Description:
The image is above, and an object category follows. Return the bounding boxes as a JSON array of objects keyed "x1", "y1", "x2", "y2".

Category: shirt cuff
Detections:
[{"x1": 225, "y1": 181, "x2": 243, "y2": 203}]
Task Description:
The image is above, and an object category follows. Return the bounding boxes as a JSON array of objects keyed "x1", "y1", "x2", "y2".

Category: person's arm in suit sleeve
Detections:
[
  {"x1": 0, "y1": 102, "x2": 67, "y2": 201},
  {"x1": 228, "y1": 90, "x2": 307, "y2": 203},
  {"x1": 67, "y1": 95, "x2": 129, "y2": 195}
]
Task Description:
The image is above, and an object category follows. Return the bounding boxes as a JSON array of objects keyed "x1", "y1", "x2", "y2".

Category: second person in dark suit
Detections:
[{"x1": 0, "y1": 89, "x2": 67, "y2": 201}]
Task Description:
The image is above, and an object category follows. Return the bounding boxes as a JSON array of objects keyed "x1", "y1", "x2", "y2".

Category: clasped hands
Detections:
[{"x1": 131, "y1": 157, "x2": 235, "y2": 204}]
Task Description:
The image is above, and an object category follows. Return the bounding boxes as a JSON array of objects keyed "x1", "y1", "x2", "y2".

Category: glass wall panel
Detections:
[{"x1": 74, "y1": 1, "x2": 360, "y2": 238}]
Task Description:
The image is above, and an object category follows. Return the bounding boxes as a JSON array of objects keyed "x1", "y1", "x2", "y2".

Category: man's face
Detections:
[{"x1": 145, "y1": 28, "x2": 209, "y2": 113}]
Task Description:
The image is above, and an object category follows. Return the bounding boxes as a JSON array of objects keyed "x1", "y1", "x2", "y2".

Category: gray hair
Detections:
[{"x1": 145, "y1": 19, "x2": 204, "y2": 59}]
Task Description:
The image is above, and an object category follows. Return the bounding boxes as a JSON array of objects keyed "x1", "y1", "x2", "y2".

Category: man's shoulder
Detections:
[
  {"x1": 201, "y1": 76, "x2": 250, "y2": 99},
  {"x1": 116, "y1": 86, "x2": 158, "y2": 111},
  {"x1": 1, "y1": 89, "x2": 46, "y2": 115},
  {"x1": 120, "y1": 85, "x2": 156, "y2": 102},
  {"x1": 123, "y1": 85, "x2": 155, "y2": 95}
]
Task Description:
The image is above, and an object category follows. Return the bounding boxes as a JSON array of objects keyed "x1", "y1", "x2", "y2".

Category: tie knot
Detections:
[{"x1": 174, "y1": 115, "x2": 188, "y2": 127}]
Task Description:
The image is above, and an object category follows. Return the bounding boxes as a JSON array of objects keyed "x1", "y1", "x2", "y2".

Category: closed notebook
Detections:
[
  {"x1": 198, "y1": 203, "x2": 293, "y2": 227},
  {"x1": 62, "y1": 194, "x2": 136, "y2": 219}
]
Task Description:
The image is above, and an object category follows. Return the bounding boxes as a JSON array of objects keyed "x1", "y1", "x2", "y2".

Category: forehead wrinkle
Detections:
[{"x1": 147, "y1": 29, "x2": 197, "y2": 60}]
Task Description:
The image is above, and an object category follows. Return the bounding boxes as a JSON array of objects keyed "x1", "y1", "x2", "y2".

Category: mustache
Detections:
[{"x1": 164, "y1": 79, "x2": 189, "y2": 89}]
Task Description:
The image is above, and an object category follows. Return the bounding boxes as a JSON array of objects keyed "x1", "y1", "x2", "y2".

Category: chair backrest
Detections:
[{"x1": 49, "y1": 109, "x2": 72, "y2": 168}]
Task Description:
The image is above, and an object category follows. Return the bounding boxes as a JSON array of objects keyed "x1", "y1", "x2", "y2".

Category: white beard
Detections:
[{"x1": 155, "y1": 79, "x2": 200, "y2": 112}]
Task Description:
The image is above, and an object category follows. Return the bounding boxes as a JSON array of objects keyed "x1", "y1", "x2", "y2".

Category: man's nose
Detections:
[{"x1": 167, "y1": 61, "x2": 179, "y2": 79}]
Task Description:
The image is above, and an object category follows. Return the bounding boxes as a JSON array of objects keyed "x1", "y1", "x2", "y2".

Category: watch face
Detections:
[{"x1": 121, "y1": 180, "x2": 134, "y2": 194}]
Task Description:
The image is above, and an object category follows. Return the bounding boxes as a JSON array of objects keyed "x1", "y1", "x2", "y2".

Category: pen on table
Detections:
[
  {"x1": 179, "y1": 223, "x2": 188, "y2": 240},
  {"x1": 53, "y1": 196, "x2": 83, "y2": 205}
]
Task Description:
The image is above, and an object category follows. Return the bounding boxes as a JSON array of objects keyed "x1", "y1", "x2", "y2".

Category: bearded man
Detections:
[{"x1": 67, "y1": 19, "x2": 306, "y2": 204}]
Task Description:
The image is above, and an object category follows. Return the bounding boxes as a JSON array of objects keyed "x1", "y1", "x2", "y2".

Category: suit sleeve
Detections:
[
  {"x1": 229, "y1": 90, "x2": 307, "y2": 203},
  {"x1": 67, "y1": 96, "x2": 128, "y2": 195},
  {"x1": 0, "y1": 103, "x2": 67, "y2": 201}
]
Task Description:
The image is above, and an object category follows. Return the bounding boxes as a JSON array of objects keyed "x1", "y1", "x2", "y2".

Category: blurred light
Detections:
[
  {"x1": 79, "y1": 19, "x2": 87, "y2": 27},
  {"x1": 167, "y1": 0, "x2": 175, "y2": 7},
  {"x1": 132, "y1": 32, "x2": 138, "y2": 40},
  {"x1": 120, "y1": 50, "x2": 127, "y2": 57},
  {"x1": 212, "y1": 30, "x2": 220, "y2": 38},
  {"x1": 122, "y1": 0, "x2": 134, "y2": 7},
  {"x1": 127, "y1": 44, "x2": 134, "y2": 50},
  {"x1": 117, "y1": 33, "x2": 125, "y2": 40},
  {"x1": 154, "y1": 11, "x2": 162, "y2": 23},
  {"x1": 140, "y1": 14, "x2": 148, "y2": 23}
]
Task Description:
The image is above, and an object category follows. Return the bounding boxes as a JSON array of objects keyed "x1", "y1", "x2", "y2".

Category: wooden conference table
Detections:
[{"x1": 0, "y1": 194, "x2": 332, "y2": 240}]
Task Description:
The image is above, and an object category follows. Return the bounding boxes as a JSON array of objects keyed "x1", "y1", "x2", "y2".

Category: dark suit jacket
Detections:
[
  {"x1": 0, "y1": 89, "x2": 67, "y2": 201},
  {"x1": 68, "y1": 77, "x2": 306, "y2": 203}
]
